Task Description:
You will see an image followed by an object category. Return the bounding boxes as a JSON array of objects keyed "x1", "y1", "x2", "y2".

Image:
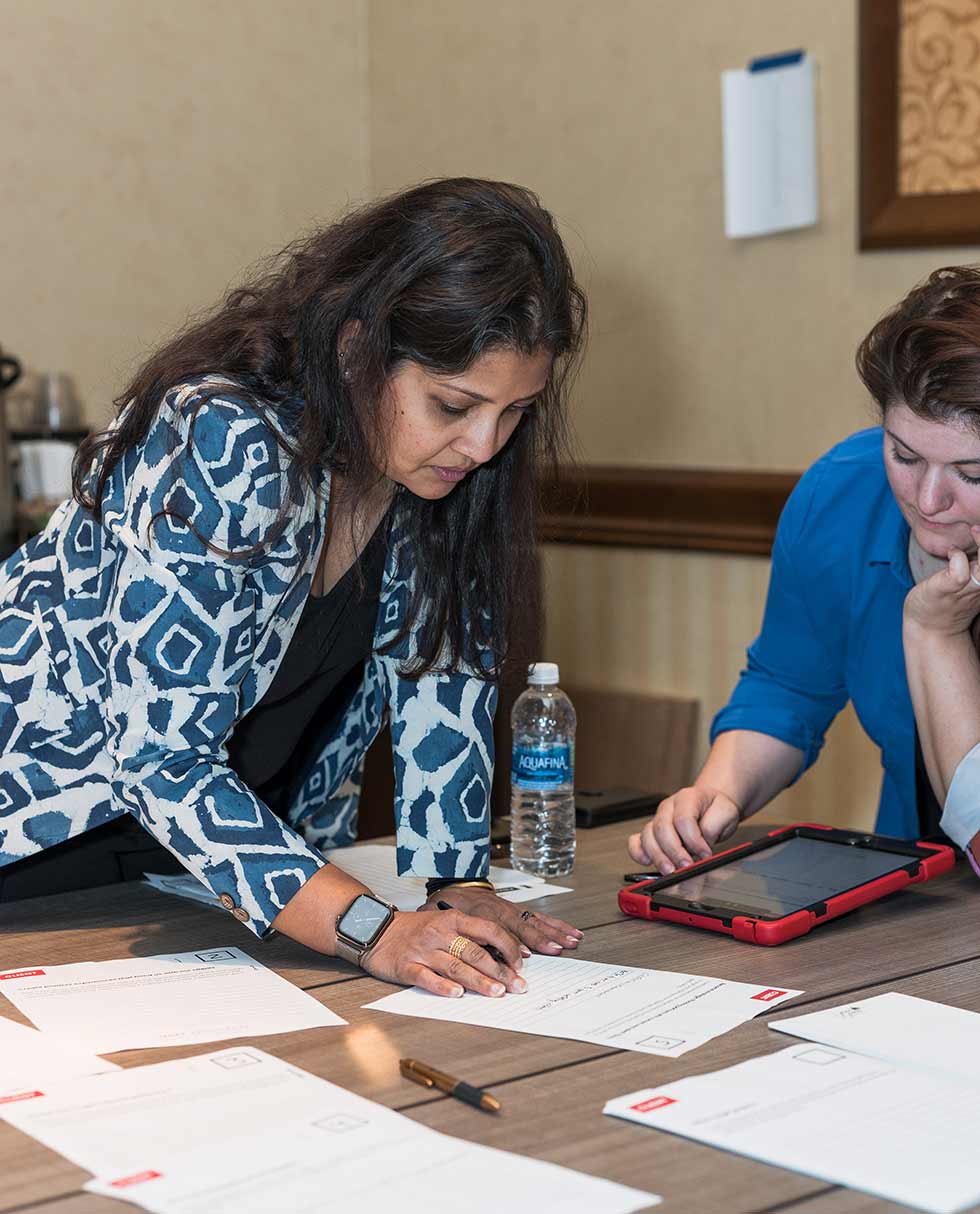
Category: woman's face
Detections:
[
  {"x1": 380, "y1": 346, "x2": 552, "y2": 499},
  {"x1": 883, "y1": 402, "x2": 980, "y2": 557}
]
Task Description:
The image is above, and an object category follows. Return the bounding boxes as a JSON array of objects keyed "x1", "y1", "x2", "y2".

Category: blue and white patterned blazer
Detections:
[{"x1": 0, "y1": 378, "x2": 496, "y2": 935}]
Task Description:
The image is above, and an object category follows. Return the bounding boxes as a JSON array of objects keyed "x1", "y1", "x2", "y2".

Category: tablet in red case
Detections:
[{"x1": 618, "y1": 824, "x2": 954, "y2": 945}]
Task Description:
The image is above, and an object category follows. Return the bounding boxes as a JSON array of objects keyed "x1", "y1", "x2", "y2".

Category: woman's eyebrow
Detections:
[
  {"x1": 885, "y1": 427, "x2": 980, "y2": 465},
  {"x1": 885, "y1": 428, "x2": 919, "y2": 455},
  {"x1": 437, "y1": 382, "x2": 547, "y2": 405}
]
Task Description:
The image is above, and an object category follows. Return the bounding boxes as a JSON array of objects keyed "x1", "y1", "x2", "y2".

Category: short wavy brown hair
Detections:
[{"x1": 857, "y1": 265, "x2": 980, "y2": 433}]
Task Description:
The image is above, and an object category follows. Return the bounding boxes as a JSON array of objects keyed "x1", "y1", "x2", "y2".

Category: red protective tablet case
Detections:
[{"x1": 618, "y1": 823, "x2": 955, "y2": 945}]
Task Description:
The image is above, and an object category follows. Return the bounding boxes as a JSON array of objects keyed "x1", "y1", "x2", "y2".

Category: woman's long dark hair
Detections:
[{"x1": 74, "y1": 177, "x2": 587, "y2": 678}]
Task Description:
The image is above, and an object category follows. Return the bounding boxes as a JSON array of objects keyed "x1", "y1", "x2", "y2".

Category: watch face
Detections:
[{"x1": 338, "y1": 895, "x2": 391, "y2": 946}]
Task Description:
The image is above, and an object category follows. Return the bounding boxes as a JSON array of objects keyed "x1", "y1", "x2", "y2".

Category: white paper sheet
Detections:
[
  {"x1": 143, "y1": 847, "x2": 571, "y2": 914},
  {"x1": 365, "y1": 953, "x2": 800, "y2": 1056},
  {"x1": 143, "y1": 872, "x2": 222, "y2": 909},
  {"x1": 604, "y1": 1043, "x2": 980, "y2": 1214},
  {"x1": 721, "y1": 54, "x2": 817, "y2": 238},
  {"x1": 0, "y1": 1046, "x2": 359, "y2": 1174},
  {"x1": 0, "y1": 1046, "x2": 657, "y2": 1214},
  {"x1": 84, "y1": 1122, "x2": 657, "y2": 1214},
  {"x1": 0, "y1": 947, "x2": 345, "y2": 1053},
  {"x1": 0, "y1": 1015, "x2": 118, "y2": 1098},
  {"x1": 325, "y1": 845, "x2": 572, "y2": 908},
  {"x1": 771, "y1": 991, "x2": 980, "y2": 1083}
]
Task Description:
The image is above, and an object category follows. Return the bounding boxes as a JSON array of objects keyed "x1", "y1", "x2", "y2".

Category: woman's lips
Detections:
[
  {"x1": 431, "y1": 465, "x2": 469, "y2": 482},
  {"x1": 909, "y1": 506, "x2": 964, "y2": 530},
  {"x1": 915, "y1": 515, "x2": 960, "y2": 530}
]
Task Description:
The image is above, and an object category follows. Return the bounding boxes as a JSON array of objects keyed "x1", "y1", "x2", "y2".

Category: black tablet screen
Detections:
[{"x1": 658, "y1": 837, "x2": 912, "y2": 918}]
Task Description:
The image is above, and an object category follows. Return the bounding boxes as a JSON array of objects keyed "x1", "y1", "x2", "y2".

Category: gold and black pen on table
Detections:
[{"x1": 399, "y1": 1058, "x2": 501, "y2": 1113}]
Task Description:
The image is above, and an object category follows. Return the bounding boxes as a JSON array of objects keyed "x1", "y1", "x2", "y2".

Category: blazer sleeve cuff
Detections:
[{"x1": 202, "y1": 850, "x2": 327, "y2": 938}]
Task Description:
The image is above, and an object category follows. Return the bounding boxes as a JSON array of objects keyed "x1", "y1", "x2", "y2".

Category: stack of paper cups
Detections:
[{"x1": 17, "y1": 440, "x2": 76, "y2": 501}]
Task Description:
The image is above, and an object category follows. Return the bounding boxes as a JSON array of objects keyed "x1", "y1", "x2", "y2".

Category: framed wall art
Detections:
[{"x1": 861, "y1": 0, "x2": 980, "y2": 248}]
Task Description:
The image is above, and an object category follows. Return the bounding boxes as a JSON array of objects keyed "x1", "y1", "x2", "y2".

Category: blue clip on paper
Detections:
[{"x1": 748, "y1": 49, "x2": 804, "y2": 74}]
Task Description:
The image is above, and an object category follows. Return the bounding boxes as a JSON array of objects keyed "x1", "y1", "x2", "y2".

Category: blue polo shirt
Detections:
[{"x1": 711, "y1": 427, "x2": 919, "y2": 838}]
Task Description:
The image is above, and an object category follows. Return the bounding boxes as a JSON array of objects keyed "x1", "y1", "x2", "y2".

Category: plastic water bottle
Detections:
[{"x1": 510, "y1": 662, "x2": 577, "y2": 876}]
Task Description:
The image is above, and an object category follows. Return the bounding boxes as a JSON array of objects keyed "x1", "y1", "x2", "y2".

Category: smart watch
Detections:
[{"x1": 334, "y1": 893, "x2": 397, "y2": 967}]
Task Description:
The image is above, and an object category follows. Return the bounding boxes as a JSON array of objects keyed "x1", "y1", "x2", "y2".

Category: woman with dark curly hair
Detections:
[
  {"x1": 0, "y1": 177, "x2": 587, "y2": 995},
  {"x1": 630, "y1": 266, "x2": 980, "y2": 879}
]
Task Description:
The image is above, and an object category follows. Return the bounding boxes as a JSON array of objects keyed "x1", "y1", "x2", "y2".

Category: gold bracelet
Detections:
[{"x1": 426, "y1": 878, "x2": 495, "y2": 893}]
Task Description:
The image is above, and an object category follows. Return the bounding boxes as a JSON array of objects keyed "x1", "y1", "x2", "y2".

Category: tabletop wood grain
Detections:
[{"x1": 0, "y1": 823, "x2": 975, "y2": 1214}]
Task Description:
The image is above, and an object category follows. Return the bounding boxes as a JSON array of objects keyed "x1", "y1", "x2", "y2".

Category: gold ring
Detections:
[{"x1": 448, "y1": 934, "x2": 472, "y2": 961}]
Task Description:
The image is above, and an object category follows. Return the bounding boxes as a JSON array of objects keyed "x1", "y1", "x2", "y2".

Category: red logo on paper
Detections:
[
  {"x1": 0, "y1": 970, "x2": 44, "y2": 980},
  {"x1": 630, "y1": 1095, "x2": 677, "y2": 1113},
  {"x1": 0, "y1": 1090, "x2": 43, "y2": 1104},
  {"x1": 752, "y1": 988, "x2": 788, "y2": 1002},
  {"x1": 110, "y1": 1171, "x2": 162, "y2": 1189}
]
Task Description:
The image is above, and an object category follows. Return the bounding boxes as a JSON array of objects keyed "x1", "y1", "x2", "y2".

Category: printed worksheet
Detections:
[
  {"x1": 85, "y1": 1123, "x2": 658, "y2": 1214},
  {"x1": 364, "y1": 953, "x2": 800, "y2": 1056},
  {"x1": 0, "y1": 947, "x2": 345, "y2": 1053},
  {"x1": 0, "y1": 1047, "x2": 658, "y2": 1214},
  {"x1": 771, "y1": 991, "x2": 980, "y2": 1082},
  {"x1": 0, "y1": 1015, "x2": 118, "y2": 1097},
  {"x1": 604, "y1": 1043, "x2": 980, "y2": 1214}
]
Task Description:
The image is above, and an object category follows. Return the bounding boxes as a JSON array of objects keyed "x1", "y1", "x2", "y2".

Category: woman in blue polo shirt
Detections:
[{"x1": 629, "y1": 265, "x2": 980, "y2": 875}]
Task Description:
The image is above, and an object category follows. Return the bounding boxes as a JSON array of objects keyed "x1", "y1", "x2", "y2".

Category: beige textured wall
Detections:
[
  {"x1": 368, "y1": 0, "x2": 976, "y2": 826},
  {"x1": 1, "y1": 3, "x2": 965, "y2": 827},
  {"x1": 369, "y1": 0, "x2": 978, "y2": 469},
  {"x1": 541, "y1": 545, "x2": 879, "y2": 829},
  {"x1": 1, "y1": 0, "x2": 370, "y2": 426}
]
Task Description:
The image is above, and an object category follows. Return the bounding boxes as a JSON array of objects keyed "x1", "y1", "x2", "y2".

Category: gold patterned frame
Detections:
[{"x1": 861, "y1": 0, "x2": 980, "y2": 249}]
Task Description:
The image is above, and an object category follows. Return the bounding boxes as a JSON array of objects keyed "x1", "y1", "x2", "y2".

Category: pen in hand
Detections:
[
  {"x1": 434, "y1": 900, "x2": 509, "y2": 967},
  {"x1": 400, "y1": 1057, "x2": 501, "y2": 1113}
]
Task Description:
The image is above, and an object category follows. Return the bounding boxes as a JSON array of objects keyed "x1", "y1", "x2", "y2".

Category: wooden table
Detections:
[{"x1": 0, "y1": 822, "x2": 977, "y2": 1214}]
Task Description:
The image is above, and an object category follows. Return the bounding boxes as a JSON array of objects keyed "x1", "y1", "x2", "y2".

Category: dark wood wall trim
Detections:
[{"x1": 540, "y1": 465, "x2": 800, "y2": 556}]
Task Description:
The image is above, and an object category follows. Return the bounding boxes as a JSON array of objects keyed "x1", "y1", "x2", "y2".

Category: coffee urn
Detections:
[{"x1": 0, "y1": 347, "x2": 23, "y2": 558}]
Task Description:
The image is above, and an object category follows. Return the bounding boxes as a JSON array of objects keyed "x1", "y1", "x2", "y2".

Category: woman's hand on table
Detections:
[
  {"x1": 361, "y1": 905, "x2": 528, "y2": 999},
  {"x1": 423, "y1": 885, "x2": 584, "y2": 958},
  {"x1": 628, "y1": 786, "x2": 741, "y2": 875},
  {"x1": 903, "y1": 535, "x2": 980, "y2": 639}
]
